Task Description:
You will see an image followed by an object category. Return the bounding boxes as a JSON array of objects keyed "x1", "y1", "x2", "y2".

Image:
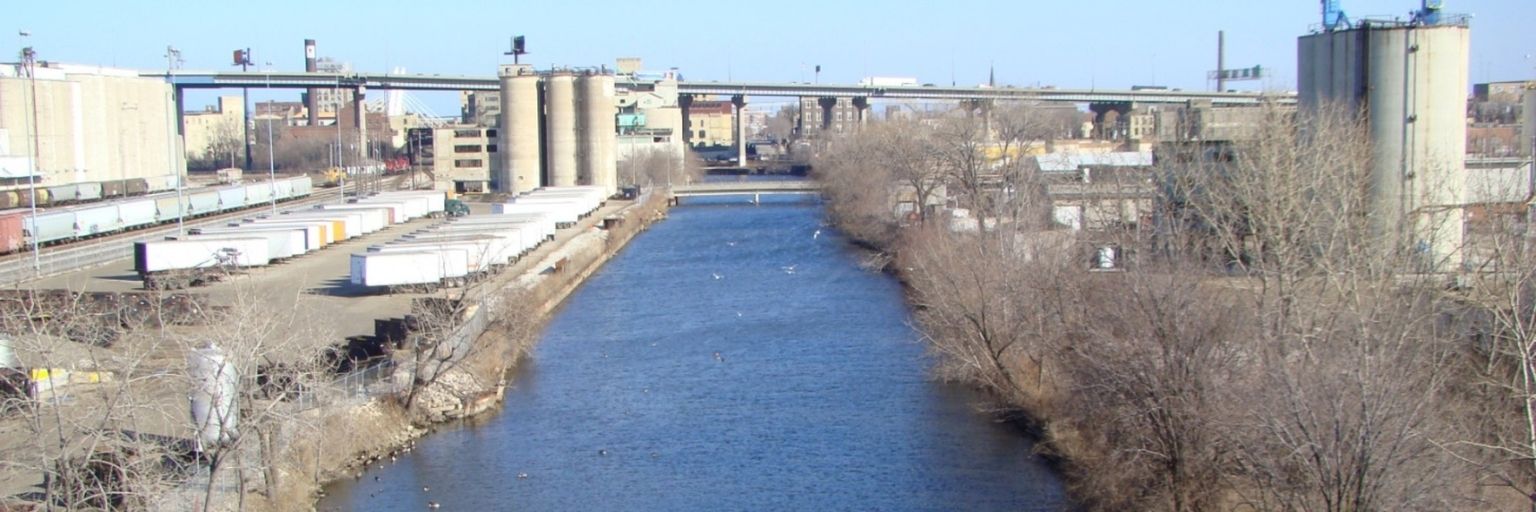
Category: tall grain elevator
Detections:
[
  {"x1": 1297, "y1": 3, "x2": 1469, "y2": 271},
  {"x1": 491, "y1": 65, "x2": 619, "y2": 196},
  {"x1": 544, "y1": 72, "x2": 579, "y2": 187},
  {"x1": 499, "y1": 64, "x2": 543, "y2": 194},
  {"x1": 576, "y1": 72, "x2": 618, "y2": 197}
]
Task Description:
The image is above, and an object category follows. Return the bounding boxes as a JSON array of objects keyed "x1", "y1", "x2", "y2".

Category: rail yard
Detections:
[{"x1": 0, "y1": 181, "x2": 645, "y2": 502}]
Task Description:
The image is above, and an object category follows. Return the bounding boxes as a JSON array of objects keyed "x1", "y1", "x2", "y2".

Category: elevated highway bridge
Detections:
[
  {"x1": 150, "y1": 70, "x2": 1293, "y2": 173},
  {"x1": 151, "y1": 71, "x2": 1292, "y2": 105}
]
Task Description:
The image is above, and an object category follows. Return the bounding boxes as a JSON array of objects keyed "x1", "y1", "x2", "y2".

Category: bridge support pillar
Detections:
[
  {"x1": 817, "y1": 97, "x2": 838, "y2": 133},
  {"x1": 731, "y1": 94, "x2": 748, "y2": 167},
  {"x1": 1088, "y1": 102, "x2": 1132, "y2": 140},
  {"x1": 678, "y1": 94, "x2": 694, "y2": 148},
  {"x1": 851, "y1": 97, "x2": 869, "y2": 128},
  {"x1": 354, "y1": 86, "x2": 368, "y2": 164},
  {"x1": 172, "y1": 87, "x2": 188, "y2": 181},
  {"x1": 961, "y1": 99, "x2": 993, "y2": 137}
]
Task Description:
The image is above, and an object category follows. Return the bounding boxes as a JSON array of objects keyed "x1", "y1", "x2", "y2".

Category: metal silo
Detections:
[
  {"x1": 499, "y1": 64, "x2": 542, "y2": 194},
  {"x1": 545, "y1": 72, "x2": 579, "y2": 187},
  {"x1": 1298, "y1": 19, "x2": 1469, "y2": 271},
  {"x1": 189, "y1": 344, "x2": 238, "y2": 452},
  {"x1": 577, "y1": 72, "x2": 618, "y2": 197}
]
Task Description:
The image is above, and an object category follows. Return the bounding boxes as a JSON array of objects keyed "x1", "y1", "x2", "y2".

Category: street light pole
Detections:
[
  {"x1": 335, "y1": 79, "x2": 345, "y2": 202},
  {"x1": 20, "y1": 39, "x2": 40, "y2": 273}
]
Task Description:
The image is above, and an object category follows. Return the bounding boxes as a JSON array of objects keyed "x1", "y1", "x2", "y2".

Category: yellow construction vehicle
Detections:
[{"x1": 321, "y1": 167, "x2": 345, "y2": 188}]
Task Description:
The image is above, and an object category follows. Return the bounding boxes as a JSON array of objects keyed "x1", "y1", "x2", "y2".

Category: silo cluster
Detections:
[
  {"x1": 1298, "y1": 19, "x2": 1470, "y2": 271},
  {"x1": 496, "y1": 65, "x2": 618, "y2": 197}
]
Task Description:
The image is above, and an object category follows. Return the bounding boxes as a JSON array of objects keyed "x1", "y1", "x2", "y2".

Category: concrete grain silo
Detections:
[
  {"x1": 577, "y1": 72, "x2": 618, "y2": 196},
  {"x1": 499, "y1": 64, "x2": 542, "y2": 194},
  {"x1": 544, "y1": 72, "x2": 579, "y2": 187},
  {"x1": 1524, "y1": 85, "x2": 1536, "y2": 156},
  {"x1": 1298, "y1": 15, "x2": 1469, "y2": 271}
]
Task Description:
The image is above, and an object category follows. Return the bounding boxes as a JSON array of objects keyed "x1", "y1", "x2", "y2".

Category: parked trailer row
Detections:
[
  {"x1": 8, "y1": 176, "x2": 313, "y2": 251},
  {"x1": 349, "y1": 204, "x2": 564, "y2": 290},
  {"x1": 134, "y1": 189, "x2": 447, "y2": 289},
  {"x1": 489, "y1": 186, "x2": 606, "y2": 229}
]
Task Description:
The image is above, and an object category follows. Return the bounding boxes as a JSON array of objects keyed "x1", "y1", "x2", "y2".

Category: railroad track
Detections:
[{"x1": 0, "y1": 186, "x2": 348, "y2": 286}]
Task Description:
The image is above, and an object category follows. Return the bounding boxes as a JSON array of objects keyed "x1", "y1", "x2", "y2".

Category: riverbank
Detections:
[{"x1": 261, "y1": 192, "x2": 671, "y2": 512}]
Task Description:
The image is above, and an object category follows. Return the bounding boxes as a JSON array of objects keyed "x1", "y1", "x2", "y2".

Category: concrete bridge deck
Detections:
[{"x1": 671, "y1": 181, "x2": 822, "y2": 203}]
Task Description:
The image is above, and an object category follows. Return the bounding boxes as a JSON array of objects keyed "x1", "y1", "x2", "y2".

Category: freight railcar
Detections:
[{"x1": 4, "y1": 176, "x2": 314, "y2": 252}]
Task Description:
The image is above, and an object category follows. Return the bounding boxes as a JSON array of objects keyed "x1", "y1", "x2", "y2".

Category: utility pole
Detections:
[
  {"x1": 267, "y1": 118, "x2": 276, "y2": 214},
  {"x1": 165, "y1": 46, "x2": 185, "y2": 235}
]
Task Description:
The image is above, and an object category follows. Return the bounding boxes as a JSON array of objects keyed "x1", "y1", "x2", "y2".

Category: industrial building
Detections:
[
  {"x1": 682, "y1": 100, "x2": 735, "y2": 147},
  {"x1": 798, "y1": 96, "x2": 862, "y2": 137},
  {"x1": 182, "y1": 96, "x2": 245, "y2": 168},
  {"x1": 0, "y1": 62, "x2": 181, "y2": 192},
  {"x1": 1467, "y1": 80, "x2": 1533, "y2": 157},
  {"x1": 408, "y1": 125, "x2": 499, "y2": 193},
  {"x1": 460, "y1": 90, "x2": 500, "y2": 127},
  {"x1": 1297, "y1": 2, "x2": 1470, "y2": 271},
  {"x1": 614, "y1": 77, "x2": 686, "y2": 165}
]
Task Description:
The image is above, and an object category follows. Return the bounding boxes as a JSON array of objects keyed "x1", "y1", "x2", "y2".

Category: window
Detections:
[
  {"x1": 698, "y1": 130, "x2": 706, "y2": 139},
  {"x1": 454, "y1": 159, "x2": 483, "y2": 168},
  {"x1": 487, "y1": 144, "x2": 498, "y2": 153},
  {"x1": 486, "y1": 129, "x2": 498, "y2": 137},
  {"x1": 454, "y1": 129, "x2": 481, "y2": 137},
  {"x1": 454, "y1": 144, "x2": 481, "y2": 153}
]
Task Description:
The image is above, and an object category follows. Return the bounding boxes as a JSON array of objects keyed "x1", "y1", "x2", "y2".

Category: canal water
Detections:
[{"x1": 319, "y1": 193, "x2": 1066, "y2": 511}]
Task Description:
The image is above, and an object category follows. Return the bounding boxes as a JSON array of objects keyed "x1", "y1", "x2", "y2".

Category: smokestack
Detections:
[
  {"x1": 305, "y1": 39, "x2": 318, "y2": 126},
  {"x1": 1216, "y1": 31, "x2": 1226, "y2": 93}
]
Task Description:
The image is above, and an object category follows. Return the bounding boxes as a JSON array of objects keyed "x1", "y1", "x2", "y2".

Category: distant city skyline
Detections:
[{"x1": 13, "y1": 0, "x2": 1535, "y2": 115}]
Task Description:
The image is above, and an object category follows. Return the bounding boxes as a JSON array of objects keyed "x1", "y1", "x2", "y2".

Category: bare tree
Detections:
[
  {"x1": 618, "y1": 148, "x2": 702, "y2": 189},
  {"x1": 812, "y1": 131, "x2": 900, "y2": 246}
]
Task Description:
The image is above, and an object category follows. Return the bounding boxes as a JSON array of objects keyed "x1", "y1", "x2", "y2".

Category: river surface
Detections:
[{"x1": 320, "y1": 191, "x2": 1066, "y2": 511}]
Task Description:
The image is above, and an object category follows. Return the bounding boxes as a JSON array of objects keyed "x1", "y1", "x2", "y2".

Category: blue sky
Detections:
[{"x1": 12, "y1": 0, "x2": 1535, "y2": 114}]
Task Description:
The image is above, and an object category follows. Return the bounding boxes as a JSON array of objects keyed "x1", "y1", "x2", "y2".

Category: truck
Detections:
[
  {"x1": 215, "y1": 168, "x2": 243, "y2": 185},
  {"x1": 858, "y1": 76, "x2": 919, "y2": 87},
  {"x1": 444, "y1": 199, "x2": 471, "y2": 218}
]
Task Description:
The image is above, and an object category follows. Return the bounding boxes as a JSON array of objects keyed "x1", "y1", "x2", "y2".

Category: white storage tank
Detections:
[
  {"x1": 189, "y1": 344, "x2": 238, "y2": 452},
  {"x1": 0, "y1": 338, "x2": 18, "y2": 369}
]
